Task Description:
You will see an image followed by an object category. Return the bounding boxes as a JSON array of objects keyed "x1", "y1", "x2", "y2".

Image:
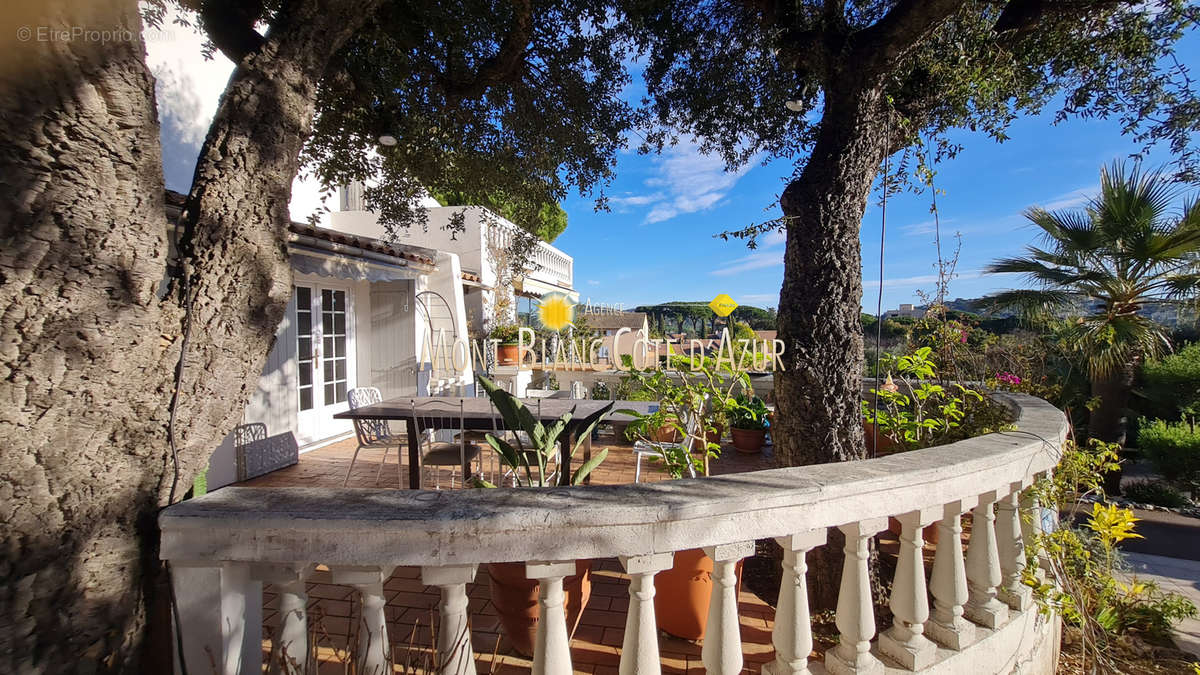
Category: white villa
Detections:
[{"x1": 180, "y1": 183, "x2": 577, "y2": 490}]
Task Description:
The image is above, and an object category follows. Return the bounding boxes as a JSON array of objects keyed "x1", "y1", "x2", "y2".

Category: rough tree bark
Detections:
[
  {"x1": 0, "y1": 1, "x2": 378, "y2": 671},
  {"x1": 1091, "y1": 361, "x2": 1138, "y2": 494},
  {"x1": 773, "y1": 79, "x2": 892, "y2": 610}
]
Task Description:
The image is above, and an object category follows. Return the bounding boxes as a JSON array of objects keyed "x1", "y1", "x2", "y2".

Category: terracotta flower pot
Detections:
[
  {"x1": 651, "y1": 422, "x2": 681, "y2": 443},
  {"x1": 863, "y1": 420, "x2": 902, "y2": 456},
  {"x1": 704, "y1": 422, "x2": 724, "y2": 448},
  {"x1": 731, "y1": 428, "x2": 766, "y2": 454},
  {"x1": 886, "y1": 516, "x2": 940, "y2": 545},
  {"x1": 654, "y1": 548, "x2": 744, "y2": 640},
  {"x1": 497, "y1": 343, "x2": 521, "y2": 366},
  {"x1": 488, "y1": 559, "x2": 593, "y2": 657}
]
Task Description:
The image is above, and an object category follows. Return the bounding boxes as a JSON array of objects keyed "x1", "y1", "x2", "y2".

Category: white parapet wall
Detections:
[{"x1": 162, "y1": 393, "x2": 1067, "y2": 675}]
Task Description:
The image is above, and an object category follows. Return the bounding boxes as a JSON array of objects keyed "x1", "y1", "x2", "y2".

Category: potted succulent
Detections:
[
  {"x1": 728, "y1": 393, "x2": 770, "y2": 454},
  {"x1": 473, "y1": 376, "x2": 613, "y2": 656},
  {"x1": 489, "y1": 324, "x2": 523, "y2": 366},
  {"x1": 617, "y1": 361, "x2": 750, "y2": 640}
]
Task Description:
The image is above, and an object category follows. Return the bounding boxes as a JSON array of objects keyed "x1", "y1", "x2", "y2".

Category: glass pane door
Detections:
[{"x1": 295, "y1": 284, "x2": 355, "y2": 445}]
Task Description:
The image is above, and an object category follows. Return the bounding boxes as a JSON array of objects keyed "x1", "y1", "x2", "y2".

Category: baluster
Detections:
[
  {"x1": 765, "y1": 530, "x2": 827, "y2": 675},
  {"x1": 422, "y1": 564, "x2": 479, "y2": 675},
  {"x1": 996, "y1": 483, "x2": 1033, "y2": 611},
  {"x1": 925, "y1": 499, "x2": 977, "y2": 650},
  {"x1": 170, "y1": 562, "x2": 263, "y2": 675},
  {"x1": 701, "y1": 541, "x2": 755, "y2": 675},
  {"x1": 880, "y1": 508, "x2": 939, "y2": 670},
  {"x1": 252, "y1": 563, "x2": 313, "y2": 675},
  {"x1": 526, "y1": 560, "x2": 577, "y2": 675},
  {"x1": 332, "y1": 566, "x2": 394, "y2": 674},
  {"x1": 617, "y1": 552, "x2": 674, "y2": 675},
  {"x1": 964, "y1": 491, "x2": 1009, "y2": 629},
  {"x1": 1021, "y1": 472, "x2": 1051, "y2": 578},
  {"x1": 826, "y1": 518, "x2": 887, "y2": 675}
]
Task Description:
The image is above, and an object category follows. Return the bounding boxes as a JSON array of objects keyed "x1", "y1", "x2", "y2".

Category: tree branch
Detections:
[
  {"x1": 852, "y1": 0, "x2": 966, "y2": 72},
  {"x1": 192, "y1": 0, "x2": 266, "y2": 62},
  {"x1": 439, "y1": 0, "x2": 533, "y2": 100}
]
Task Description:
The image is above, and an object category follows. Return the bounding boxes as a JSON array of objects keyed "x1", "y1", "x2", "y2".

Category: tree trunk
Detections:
[
  {"x1": 1090, "y1": 362, "x2": 1137, "y2": 495},
  {"x1": 0, "y1": 1, "x2": 378, "y2": 671},
  {"x1": 773, "y1": 81, "x2": 891, "y2": 610}
]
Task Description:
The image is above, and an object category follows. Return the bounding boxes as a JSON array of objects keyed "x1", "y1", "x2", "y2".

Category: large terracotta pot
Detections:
[
  {"x1": 886, "y1": 517, "x2": 941, "y2": 545},
  {"x1": 497, "y1": 343, "x2": 522, "y2": 366},
  {"x1": 488, "y1": 560, "x2": 592, "y2": 657},
  {"x1": 863, "y1": 420, "x2": 903, "y2": 456},
  {"x1": 730, "y1": 428, "x2": 766, "y2": 454},
  {"x1": 650, "y1": 421, "x2": 681, "y2": 443},
  {"x1": 654, "y1": 548, "x2": 743, "y2": 640}
]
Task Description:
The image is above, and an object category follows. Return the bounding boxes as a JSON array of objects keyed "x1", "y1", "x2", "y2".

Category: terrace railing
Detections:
[{"x1": 161, "y1": 393, "x2": 1066, "y2": 674}]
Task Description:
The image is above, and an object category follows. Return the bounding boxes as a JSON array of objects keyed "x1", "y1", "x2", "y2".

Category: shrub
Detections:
[
  {"x1": 1140, "y1": 343, "x2": 1200, "y2": 422},
  {"x1": 1027, "y1": 439, "x2": 1197, "y2": 671},
  {"x1": 1138, "y1": 418, "x2": 1200, "y2": 486},
  {"x1": 1122, "y1": 480, "x2": 1190, "y2": 509}
]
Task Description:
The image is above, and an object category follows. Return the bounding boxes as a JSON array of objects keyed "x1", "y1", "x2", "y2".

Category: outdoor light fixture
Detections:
[
  {"x1": 378, "y1": 134, "x2": 397, "y2": 146},
  {"x1": 784, "y1": 100, "x2": 804, "y2": 112}
]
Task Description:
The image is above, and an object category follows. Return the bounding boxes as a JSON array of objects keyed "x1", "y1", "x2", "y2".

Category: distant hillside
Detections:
[{"x1": 922, "y1": 296, "x2": 1198, "y2": 330}]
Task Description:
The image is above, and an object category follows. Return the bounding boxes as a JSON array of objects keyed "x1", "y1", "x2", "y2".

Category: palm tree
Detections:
[{"x1": 987, "y1": 162, "x2": 1200, "y2": 456}]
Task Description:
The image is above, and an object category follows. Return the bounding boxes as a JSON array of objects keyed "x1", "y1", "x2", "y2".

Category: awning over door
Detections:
[{"x1": 290, "y1": 246, "x2": 423, "y2": 282}]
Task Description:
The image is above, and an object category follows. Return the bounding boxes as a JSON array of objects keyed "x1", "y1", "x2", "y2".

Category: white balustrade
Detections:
[
  {"x1": 526, "y1": 560, "x2": 577, "y2": 675},
  {"x1": 964, "y1": 491, "x2": 1009, "y2": 629},
  {"x1": 996, "y1": 483, "x2": 1034, "y2": 612},
  {"x1": 618, "y1": 552, "x2": 674, "y2": 675},
  {"x1": 701, "y1": 541, "x2": 755, "y2": 675},
  {"x1": 925, "y1": 498, "x2": 978, "y2": 650},
  {"x1": 161, "y1": 393, "x2": 1068, "y2": 675},
  {"x1": 765, "y1": 530, "x2": 827, "y2": 675},
  {"x1": 422, "y1": 564, "x2": 478, "y2": 675},
  {"x1": 879, "y1": 508, "x2": 939, "y2": 670},
  {"x1": 253, "y1": 563, "x2": 313, "y2": 675},
  {"x1": 331, "y1": 566, "x2": 393, "y2": 674},
  {"x1": 827, "y1": 518, "x2": 888, "y2": 675}
]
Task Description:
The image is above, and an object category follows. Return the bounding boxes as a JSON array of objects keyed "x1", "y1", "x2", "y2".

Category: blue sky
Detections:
[{"x1": 150, "y1": 14, "x2": 1197, "y2": 314}]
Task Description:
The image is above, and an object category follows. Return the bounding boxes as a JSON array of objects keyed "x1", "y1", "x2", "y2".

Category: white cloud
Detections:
[
  {"x1": 587, "y1": 279, "x2": 601, "y2": 286},
  {"x1": 863, "y1": 269, "x2": 985, "y2": 289},
  {"x1": 711, "y1": 228, "x2": 786, "y2": 277},
  {"x1": 145, "y1": 9, "x2": 334, "y2": 224},
  {"x1": 738, "y1": 293, "x2": 778, "y2": 304},
  {"x1": 632, "y1": 139, "x2": 760, "y2": 224},
  {"x1": 1036, "y1": 185, "x2": 1096, "y2": 211},
  {"x1": 900, "y1": 218, "x2": 957, "y2": 236},
  {"x1": 608, "y1": 192, "x2": 666, "y2": 210}
]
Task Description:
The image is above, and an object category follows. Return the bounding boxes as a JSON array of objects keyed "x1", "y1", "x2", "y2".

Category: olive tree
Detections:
[
  {"x1": 0, "y1": 0, "x2": 633, "y2": 670},
  {"x1": 627, "y1": 0, "x2": 1199, "y2": 606}
]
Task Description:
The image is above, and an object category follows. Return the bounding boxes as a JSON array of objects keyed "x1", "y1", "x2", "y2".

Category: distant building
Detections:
[
  {"x1": 584, "y1": 312, "x2": 649, "y2": 364},
  {"x1": 882, "y1": 303, "x2": 926, "y2": 320}
]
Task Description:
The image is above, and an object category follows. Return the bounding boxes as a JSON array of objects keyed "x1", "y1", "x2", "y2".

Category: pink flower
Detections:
[
  {"x1": 959, "y1": 329, "x2": 968, "y2": 343},
  {"x1": 996, "y1": 372, "x2": 1022, "y2": 386}
]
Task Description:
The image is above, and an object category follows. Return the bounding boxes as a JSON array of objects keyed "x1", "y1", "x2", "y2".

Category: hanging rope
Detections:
[{"x1": 871, "y1": 120, "x2": 893, "y2": 459}]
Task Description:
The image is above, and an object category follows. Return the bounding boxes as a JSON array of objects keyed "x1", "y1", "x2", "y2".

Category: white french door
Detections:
[{"x1": 295, "y1": 282, "x2": 356, "y2": 445}]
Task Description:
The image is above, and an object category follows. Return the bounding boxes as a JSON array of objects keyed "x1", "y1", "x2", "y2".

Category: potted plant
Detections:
[
  {"x1": 617, "y1": 360, "x2": 750, "y2": 640},
  {"x1": 728, "y1": 393, "x2": 770, "y2": 453},
  {"x1": 474, "y1": 376, "x2": 613, "y2": 656},
  {"x1": 489, "y1": 324, "x2": 523, "y2": 366}
]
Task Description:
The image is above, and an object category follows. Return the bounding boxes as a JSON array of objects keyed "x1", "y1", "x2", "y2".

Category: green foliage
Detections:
[
  {"x1": 1140, "y1": 343, "x2": 1200, "y2": 423},
  {"x1": 300, "y1": 1, "x2": 636, "y2": 239},
  {"x1": 1026, "y1": 439, "x2": 1196, "y2": 670},
  {"x1": 487, "y1": 324, "x2": 522, "y2": 344},
  {"x1": 474, "y1": 376, "x2": 612, "y2": 487},
  {"x1": 862, "y1": 347, "x2": 991, "y2": 451},
  {"x1": 987, "y1": 163, "x2": 1200, "y2": 380},
  {"x1": 727, "y1": 394, "x2": 769, "y2": 431},
  {"x1": 617, "y1": 359, "x2": 751, "y2": 477},
  {"x1": 1122, "y1": 480, "x2": 1190, "y2": 509},
  {"x1": 432, "y1": 189, "x2": 569, "y2": 242},
  {"x1": 1138, "y1": 418, "x2": 1200, "y2": 487}
]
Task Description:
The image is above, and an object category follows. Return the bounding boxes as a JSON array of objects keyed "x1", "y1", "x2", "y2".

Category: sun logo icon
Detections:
[{"x1": 536, "y1": 293, "x2": 576, "y2": 331}]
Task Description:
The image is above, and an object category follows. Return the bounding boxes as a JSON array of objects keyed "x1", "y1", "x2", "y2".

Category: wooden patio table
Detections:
[{"x1": 334, "y1": 396, "x2": 653, "y2": 488}]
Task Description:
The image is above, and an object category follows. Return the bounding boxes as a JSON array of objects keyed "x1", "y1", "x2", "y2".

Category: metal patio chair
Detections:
[
  {"x1": 410, "y1": 398, "x2": 481, "y2": 489},
  {"x1": 343, "y1": 387, "x2": 404, "y2": 488}
]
